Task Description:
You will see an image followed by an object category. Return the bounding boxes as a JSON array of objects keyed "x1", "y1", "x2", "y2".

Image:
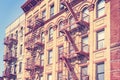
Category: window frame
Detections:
[
  {"x1": 42, "y1": 9, "x2": 46, "y2": 20},
  {"x1": 82, "y1": 7, "x2": 89, "y2": 22},
  {"x1": 96, "y1": 62, "x2": 104, "y2": 80},
  {"x1": 96, "y1": 0, "x2": 105, "y2": 18},
  {"x1": 81, "y1": 66, "x2": 88, "y2": 80},
  {"x1": 69, "y1": 42, "x2": 75, "y2": 54},
  {"x1": 20, "y1": 44, "x2": 23, "y2": 55},
  {"x1": 57, "y1": 72, "x2": 63, "y2": 80},
  {"x1": 58, "y1": 21, "x2": 64, "y2": 37},
  {"x1": 47, "y1": 73, "x2": 52, "y2": 80},
  {"x1": 60, "y1": 3, "x2": 65, "y2": 11},
  {"x1": 48, "y1": 49, "x2": 53, "y2": 64},
  {"x1": 19, "y1": 62, "x2": 22, "y2": 73},
  {"x1": 82, "y1": 36, "x2": 88, "y2": 52},
  {"x1": 96, "y1": 29, "x2": 105, "y2": 50},
  {"x1": 40, "y1": 53, "x2": 44, "y2": 66},
  {"x1": 49, "y1": 27, "x2": 53, "y2": 41},
  {"x1": 41, "y1": 32, "x2": 45, "y2": 43},
  {"x1": 58, "y1": 45, "x2": 64, "y2": 60},
  {"x1": 50, "y1": 4, "x2": 54, "y2": 17},
  {"x1": 69, "y1": 16, "x2": 75, "y2": 30}
]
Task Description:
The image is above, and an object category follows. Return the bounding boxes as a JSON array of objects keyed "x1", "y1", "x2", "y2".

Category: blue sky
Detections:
[{"x1": 0, "y1": 0, "x2": 25, "y2": 76}]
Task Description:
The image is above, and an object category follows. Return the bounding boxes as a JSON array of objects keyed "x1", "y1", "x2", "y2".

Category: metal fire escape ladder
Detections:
[
  {"x1": 61, "y1": 56, "x2": 78, "y2": 80},
  {"x1": 61, "y1": 0, "x2": 78, "y2": 21},
  {"x1": 62, "y1": 29, "x2": 78, "y2": 51}
]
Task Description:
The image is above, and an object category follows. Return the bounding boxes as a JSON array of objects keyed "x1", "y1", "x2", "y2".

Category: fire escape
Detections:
[
  {"x1": 59, "y1": 0, "x2": 89, "y2": 80},
  {"x1": 25, "y1": 16, "x2": 44, "y2": 80},
  {"x1": 3, "y1": 36, "x2": 18, "y2": 80}
]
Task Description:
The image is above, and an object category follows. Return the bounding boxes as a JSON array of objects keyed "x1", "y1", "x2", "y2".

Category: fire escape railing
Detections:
[
  {"x1": 3, "y1": 68, "x2": 16, "y2": 79},
  {"x1": 59, "y1": 0, "x2": 90, "y2": 80}
]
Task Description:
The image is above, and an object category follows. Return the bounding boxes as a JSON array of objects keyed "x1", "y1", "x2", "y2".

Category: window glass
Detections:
[
  {"x1": 19, "y1": 62, "x2": 22, "y2": 73},
  {"x1": 68, "y1": 72, "x2": 73, "y2": 80},
  {"x1": 50, "y1": 4, "x2": 54, "y2": 17},
  {"x1": 41, "y1": 32, "x2": 45, "y2": 43},
  {"x1": 82, "y1": 36, "x2": 88, "y2": 52},
  {"x1": 49, "y1": 27, "x2": 53, "y2": 41},
  {"x1": 42, "y1": 10, "x2": 46, "y2": 20},
  {"x1": 20, "y1": 44, "x2": 23, "y2": 54},
  {"x1": 60, "y1": 4, "x2": 65, "y2": 11},
  {"x1": 97, "y1": 0, "x2": 105, "y2": 18},
  {"x1": 96, "y1": 63, "x2": 104, "y2": 80},
  {"x1": 81, "y1": 66, "x2": 88, "y2": 80},
  {"x1": 97, "y1": 29, "x2": 104, "y2": 50},
  {"x1": 59, "y1": 21, "x2": 64, "y2": 36},
  {"x1": 58, "y1": 72, "x2": 62, "y2": 80},
  {"x1": 69, "y1": 16, "x2": 75, "y2": 29},
  {"x1": 58, "y1": 45, "x2": 63, "y2": 59},
  {"x1": 47, "y1": 74, "x2": 52, "y2": 80},
  {"x1": 82, "y1": 7, "x2": 89, "y2": 22},
  {"x1": 40, "y1": 54, "x2": 44, "y2": 66},
  {"x1": 69, "y1": 43, "x2": 75, "y2": 54},
  {"x1": 48, "y1": 49, "x2": 52, "y2": 64}
]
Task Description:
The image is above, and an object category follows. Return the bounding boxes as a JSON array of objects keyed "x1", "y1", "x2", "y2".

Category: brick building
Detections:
[{"x1": 3, "y1": 0, "x2": 120, "y2": 80}]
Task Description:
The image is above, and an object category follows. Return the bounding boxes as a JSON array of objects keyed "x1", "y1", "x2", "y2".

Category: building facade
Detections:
[
  {"x1": 3, "y1": 0, "x2": 120, "y2": 80},
  {"x1": 3, "y1": 14, "x2": 25, "y2": 80}
]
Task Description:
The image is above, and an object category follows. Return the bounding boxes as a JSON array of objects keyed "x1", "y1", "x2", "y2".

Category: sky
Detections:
[{"x1": 0, "y1": 0, "x2": 25, "y2": 76}]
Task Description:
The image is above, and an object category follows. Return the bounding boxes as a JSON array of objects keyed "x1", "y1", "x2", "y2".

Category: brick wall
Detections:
[{"x1": 110, "y1": 0, "x2": 120, "y2": 80}]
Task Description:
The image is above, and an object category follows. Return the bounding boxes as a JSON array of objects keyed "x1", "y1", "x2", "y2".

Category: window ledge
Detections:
[
  {"x1": 47, "y1": 39, "x2": 53, "y2": 43},
  {"x1": 93, "y1": 14, "x2": 107, "y2": 22},
  {"x1": 93, "y1": 47, "x2": 106, "y2": 53},
  {"x1": 57, "y1": 35, "x2": 64, "y2": 39},
  {"x1": 46, "y1": 63, "x2": 53, "y2": 66}
]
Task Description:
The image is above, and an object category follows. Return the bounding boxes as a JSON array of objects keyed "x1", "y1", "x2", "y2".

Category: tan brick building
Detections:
[{"x1": 3, "y1": 0, "x2": 120, "y2": 80}]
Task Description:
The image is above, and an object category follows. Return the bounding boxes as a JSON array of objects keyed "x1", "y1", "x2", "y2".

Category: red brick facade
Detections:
[{"x1": 110, "y1": 0, "x2": 120, "y2": 79}]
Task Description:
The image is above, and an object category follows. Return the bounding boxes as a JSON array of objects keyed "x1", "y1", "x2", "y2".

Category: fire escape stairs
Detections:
[
  {"x1": 61, "y1": 29, "x2": 78, "y2": 51},
  {"x1": 61, "y1": 56, "x2": 78, "y2": 80},
  {"x1": 59, "y1": 1, "x2": 90, "y2": 80},
  {"x1": 61, "y1": 0, "x2": 78, "y2": 21}
]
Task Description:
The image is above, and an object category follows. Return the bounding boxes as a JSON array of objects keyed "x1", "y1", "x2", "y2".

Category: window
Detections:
[
  {"x1": 58, "y1": 72, "x2": 62, "y2": 80},
  {"x1": 96, "y1": 63, "x2": 104, "y2": 80},
  {"x1": 50, "y1": 4, "x2": 54, "y2": 17},
  {"x1": 15, "y1": 30, "x2": 18, "y2": 39},
  {"x1": 96, "y1": 0, "x2": 105, "y2": 18},
  {"x1": 82, "y1": 7, "x2": 89, "y2": 22},
  {"x1": 69, "y1": 43, "x2": 75, "y2": 54},
  {"x1": 19, "y1": 62, "x2": 22, "y2": 73},
  {"x1": 81, "y1": 66, "x2": 88, "y2": 80},
  {"x1": 14, "y1": 46, "x2": 17, "y2": 57},
  {"x1": 48, "y1": 49, "x2": 53, "y2": 64},
  {"x1": 96, "y1": 29, "x2": 104, "y2": 50},
  {"x1": 69, "y1": 16, "x2": 75, "y2": 29},
  {"x1": 40, "y1": 54, "x2": 44, "y2": 66},
  {"x1": 42, "y1": 10, "x2": 46, "y2": 20},
  {"x1": 27, "y1": 19, "x2": 33, "y2": 32},
  {"x1": 68, "y1": 72, "x2": 73, "y2": 80},
  {"x1": 39, "y1": 75, "x2": 43, "y2": 80},
  {"x1": 82, "y1": 36, "x2": 88, "y2": 52},
  {"x1": 60, "y1": 4, "x2": 65, "y2": 11},
  {"x1": 47, "y1": 74, "x2": 52, "y2": 80},
  {"x1": 20, "y1": 27, "x2": 23, "y2": 37},
  {"x1": 49, "y1": 27, "x2": 53, "y2": 41},
  {"x1": 20, "y1": 44, "x2": 23, "y2": 54},
  {"x1": 41, "y1": 32, "x2": 45, "y2": 43},
  {"x1": 58, "y1": 45, "x2": 63, "y2": 59},
  {"x1": 59, "y1": 21, "x2": 64, "y2": 36}
]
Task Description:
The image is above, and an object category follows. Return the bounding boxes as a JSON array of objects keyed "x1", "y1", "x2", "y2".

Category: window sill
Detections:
[
  {"x1": 93, "y1": 47, "x2": 106, "y2": 53},
  {"x1": 57, "y1": 35, "x2": 64, "y2": 39},
  {"x1": 47, "y1": 39, "x2": 53, "y2": 43},
  {"x1": 46, "y1": 63, "x2": 53, "y2": 66},
  {"x1": 93, "y1": 14, "x2": 106, "y2": 22}
]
